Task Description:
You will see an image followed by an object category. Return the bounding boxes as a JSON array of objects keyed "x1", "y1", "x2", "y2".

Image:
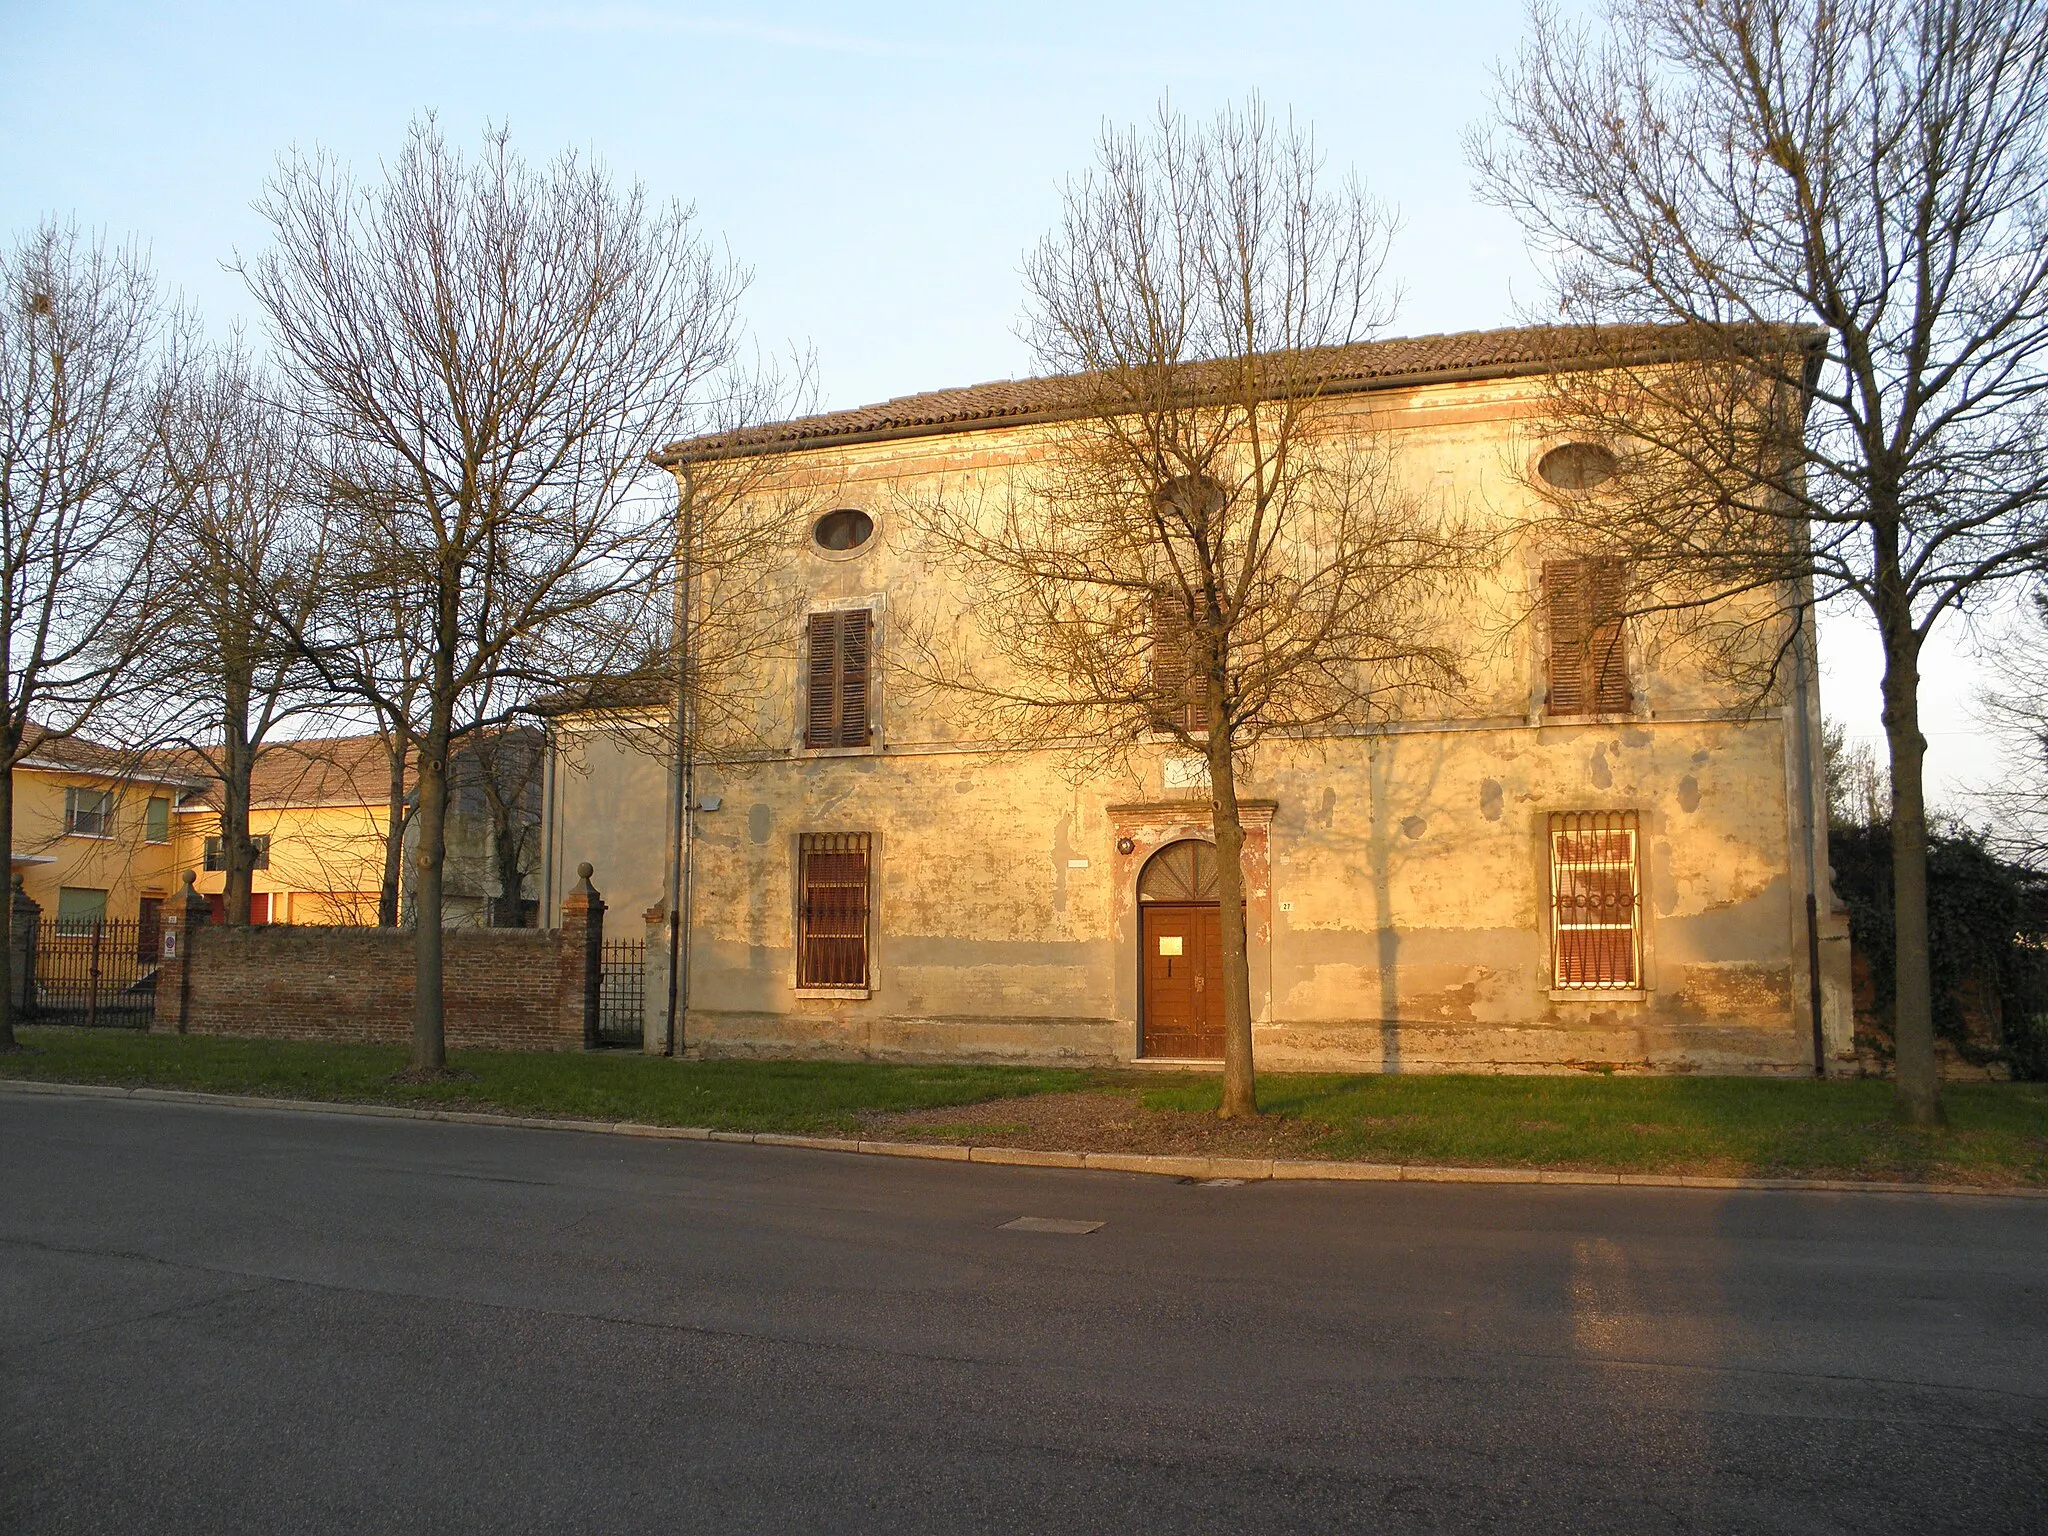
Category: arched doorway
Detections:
[{"x1": 1137, "y1": 839, "x2": 1224, "y2": 1059}]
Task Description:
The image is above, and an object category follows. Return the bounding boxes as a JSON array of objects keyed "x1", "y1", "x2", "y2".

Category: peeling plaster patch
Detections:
[
  {"x1": 1588, "y1": 747, "x2": 1613, "y2": 789},
  {"x1": 1692, "y1": 749, "x2": 1711, "y2": 767},
  {"x1": 955, "y1": 779, "x2": 974, "y2": 794},
  {"x1": 1677, "y1": 775, "x2": 1701, "y2": 813},
  {"x1": 1479, "y1": 778, "x2": 1503, "y2": 821},
  {"x1": 747, "y1": 804, "x2": 772, "y2": 845},
  {"x1": 1314, "y1": 788, "x2": 1337, "y2": 828},
  {"x1": 1400, "y1": 815, "x2": 1428, "y2": 840},
  {"x1": 1659, "y1": 877, "x2": 1793, "y2": 960}
]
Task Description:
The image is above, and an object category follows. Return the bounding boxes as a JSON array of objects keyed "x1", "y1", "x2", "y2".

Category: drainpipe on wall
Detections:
[
  {"x1": 1790, "y1": 595, "x2": 1829, "y2": 1077},
  {"x1": 663, "y1": 465, "x2": 696, "y2": 1057}
]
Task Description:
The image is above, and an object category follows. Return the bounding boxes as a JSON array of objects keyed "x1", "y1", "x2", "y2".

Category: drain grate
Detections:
[{"x1": 1000, "y1": 1216, "x2": 1104, "y2": 1234}]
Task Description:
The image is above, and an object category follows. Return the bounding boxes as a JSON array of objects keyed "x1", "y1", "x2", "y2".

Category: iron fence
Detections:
[
  {"x1": 596, "y1": 938, "x2": 645, "y2": 1047},
  {"x1": 29, "y1": 918, "x2": 159, "y2": 1029}
]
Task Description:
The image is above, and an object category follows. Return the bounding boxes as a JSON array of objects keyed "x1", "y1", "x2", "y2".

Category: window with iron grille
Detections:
[
  {"x1": 203, "y1": 834, "x2": 271, "y2": 871},
  {"x1": 805, "y1": 609, "x2": 872, "y2": 748},
  {"x1": 1149, "y1": 588, "x2": 1210, "y2": 733},
  {"x1": 1549, "y1": 810, "x2": 1642, "y2": 990},
  {"x1": 1543, "y1": 557, "x2": 1631, "y2": 716},
  {"x1": 64, "y1": 787, "x2": 114, "y2": 837},
  {"x1": 798, "y1": 832, "x2": 870, "y2": 989}
]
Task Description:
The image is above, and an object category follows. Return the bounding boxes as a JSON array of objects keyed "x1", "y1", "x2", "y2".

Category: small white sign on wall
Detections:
[{"x1": 1163, "y1": 756, "x2": 1210, "y2": 792}]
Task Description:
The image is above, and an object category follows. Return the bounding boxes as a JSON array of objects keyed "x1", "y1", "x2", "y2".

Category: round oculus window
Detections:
[
  {"x1": 813, "y1": 508, "x2": 875, "y2": 552},
  {"x1": 1537, "y1": 442, "x2": 1618, "y2": 491}
]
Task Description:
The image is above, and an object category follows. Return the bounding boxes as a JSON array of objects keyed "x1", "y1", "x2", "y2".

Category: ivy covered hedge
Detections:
[{"x1": 1830, "y1": 823, "x2": 2048, "y2": 1079}]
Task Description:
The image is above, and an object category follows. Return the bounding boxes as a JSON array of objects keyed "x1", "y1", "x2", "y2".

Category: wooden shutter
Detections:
[
  {"x1": 1549, "y1": 810, "x2": 1641, "y2": 988},
  {"x1": 838, "y1": 609, "x2": 870, "y2": 745},
  {"x1": 1150, "y1": 589, "x2": 1208, "y2": 732},
  {"x1": 1586, "y1": 558, "x2": 1632, "y2": 714},
  {"x1": 798, "y1": 832, "x2": 870, "y2": 988},
  {"x1": 805, "y1": 610, "x2": 872, "y2": 748},
  {"x1": 1545, "y1": 557, "x2": 1631, "y2": 717},
  {"x1": 1544, "y1": 560, "x2": 1588, "y2": 715}
]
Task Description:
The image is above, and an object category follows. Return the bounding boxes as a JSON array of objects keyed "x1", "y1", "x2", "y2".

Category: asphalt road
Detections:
[{"x1": 4, "y1": 1093, "x2": 2045, "y2": 1534}]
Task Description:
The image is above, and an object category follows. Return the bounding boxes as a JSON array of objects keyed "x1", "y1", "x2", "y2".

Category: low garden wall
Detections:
[{"x1": 149, "y1": 868, "x2": 607, "y2": 1052}]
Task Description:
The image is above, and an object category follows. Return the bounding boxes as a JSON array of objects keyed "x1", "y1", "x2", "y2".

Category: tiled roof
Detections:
[
  {"x1": 657, "y1": 322, "x2": 1790, "y2": 463},
  {"x1": 17, "y1": 726, "x2": 206, "y2": 785},
  {"x1": 167, "y1": 735, "x2": 406, "y2": 812}
]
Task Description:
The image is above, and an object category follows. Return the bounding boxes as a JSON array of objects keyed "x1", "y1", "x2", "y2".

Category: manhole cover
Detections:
[{"x1": 1000, "y1": 1216, "x2": 1104, "y2": 1234}]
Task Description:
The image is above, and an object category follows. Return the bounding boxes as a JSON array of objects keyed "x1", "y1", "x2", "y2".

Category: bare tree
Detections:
[
  {"x1": 904, "y1": 101, "x2": 1475, "y2": 1118},
  {"x1": 1823, "y1": 717, "x2": 1891, "y2": 831},
  {"x1": 0, "y1": 222, "x2": 168, "y2": 1050},
  {"x1": 243, "y1": 118, "x2": 749, "y2": 1071},
  {"x1": 1977, "y1": 590, "x2": 2048, "y2": 868},
  {"x1": 151, "y1": 335, "x2": 333, "y2": 926},
  {"x1": 1471, "y1": 0, "x2": 2048, "y2": 1123}
]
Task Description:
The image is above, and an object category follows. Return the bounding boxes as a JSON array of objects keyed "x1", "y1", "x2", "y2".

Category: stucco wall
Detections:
[{"x1": 545, "y1": 370, "x2": 1855, "y2": 1074}]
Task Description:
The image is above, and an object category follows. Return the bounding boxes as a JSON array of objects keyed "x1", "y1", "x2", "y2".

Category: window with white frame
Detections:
[{"x1": 64, "y1": 787, "x2": 114, "y2": 837}]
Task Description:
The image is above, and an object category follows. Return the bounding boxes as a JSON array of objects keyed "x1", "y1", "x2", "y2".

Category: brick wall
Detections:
[{"x1": 154, "y1": 924, "x2": 590, "y2": 1051}]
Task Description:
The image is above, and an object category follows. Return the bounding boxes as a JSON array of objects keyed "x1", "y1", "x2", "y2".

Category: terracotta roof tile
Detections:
[{"x1": 658, "y1": 322, "x2": 1798, "y2": 463}]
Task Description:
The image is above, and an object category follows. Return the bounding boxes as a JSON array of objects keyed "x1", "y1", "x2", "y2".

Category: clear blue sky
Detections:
[{"x1": 0, "y1": 0, "x2": 2009, "y2": 808}]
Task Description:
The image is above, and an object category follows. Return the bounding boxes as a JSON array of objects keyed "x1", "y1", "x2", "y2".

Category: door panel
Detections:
[{"x1": 1141, "y1": 903, "x2": 1224, "y2": 1060}]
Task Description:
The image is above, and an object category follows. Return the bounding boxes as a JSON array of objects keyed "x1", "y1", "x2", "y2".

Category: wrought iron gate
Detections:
[
  {"x1": 596, "y1": 939, "x2": 644, "y2": 1047},
  {"x1": 28, "y1": 918, "x2": 158, "y2": 1028}
]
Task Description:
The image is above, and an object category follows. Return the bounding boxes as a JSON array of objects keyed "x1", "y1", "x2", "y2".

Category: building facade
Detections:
[{"x1": 544, "y1": 327, "x2": 1858, "y2": 1075}]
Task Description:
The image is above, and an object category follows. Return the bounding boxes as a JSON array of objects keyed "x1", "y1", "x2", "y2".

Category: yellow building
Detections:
[
  {"x1": 10, "y1": 730, "x2": 199, "y2": 940},
  {"x1": 172, "y1": 735, "x2": 399, "y2": 927},
  {"x1": 12, "y1": 728, "x2": 541, "y2": 939},
  {"x1": 545, "y1": 325, "x2": 1858, "y2": 1075}
]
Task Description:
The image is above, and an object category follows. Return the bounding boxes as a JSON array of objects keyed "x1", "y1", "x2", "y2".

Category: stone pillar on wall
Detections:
[
  {"x1": 642, "y1": 902, "x2": 670, "y2": 1056},
  {"x1": 152, "y1": 871, "x2": 211, "y2": 1036},
  {"x1": 559, "y1": 863, "x2": 605, "y2": 1051},
  {"x1": 11, "y1": 876, "x2": 41, "y2": 1016}
]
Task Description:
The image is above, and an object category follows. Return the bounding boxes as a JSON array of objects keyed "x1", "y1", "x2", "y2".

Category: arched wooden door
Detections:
[{"x1": 1138, "y1": 840, "x2": 1225, "y2": 1060}]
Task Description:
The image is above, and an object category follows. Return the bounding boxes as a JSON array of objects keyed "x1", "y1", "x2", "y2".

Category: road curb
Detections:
[{"x1": 4, "y1": 1076, "x2": 2044, "y2": 1199}]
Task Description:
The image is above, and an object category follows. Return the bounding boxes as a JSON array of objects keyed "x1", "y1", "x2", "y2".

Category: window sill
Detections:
[
  {"x1": 1549, "y1": 987, "x2": 1648, "y2": 1003},
  {"x1": 796, "y1": 744, "x2": 879, "y2": 758},
  {"x1": 1539, "y1": 711, "x2": 1645, "y2": 726},
  {"x1": 62, "y1": 830, "x2": 115, "y2": 841},
  {"x1": 795, "y1": 986, "x2": 870, "y2": 1001}
]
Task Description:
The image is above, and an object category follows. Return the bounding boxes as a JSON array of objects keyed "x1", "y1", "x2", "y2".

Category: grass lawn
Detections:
[
  {"x1": 1142, "y1": 1072, "x2": 2048, "y2": 1186},
  {"x1": 0, "y1": 1028, "x2": 1095, "y2": 1135},
  {"x1": 5, "y1": 1027, "x2": 2045, "y2": 1185}
]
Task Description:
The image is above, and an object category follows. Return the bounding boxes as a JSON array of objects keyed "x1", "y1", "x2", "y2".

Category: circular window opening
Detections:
[
  {"x1": 1537, "y1": 442, "x2": 1618, "y2": 492},
  {"x1": 813, "y1": 508, "x2": 875, "y2": 553}
]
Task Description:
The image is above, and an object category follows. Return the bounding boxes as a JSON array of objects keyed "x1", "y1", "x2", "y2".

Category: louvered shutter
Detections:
[
  {"x1": 1586, "y1": 558, "x2": 1631, "y2": 714},
  {"x1": 1544, "y1": 560, "x2": 1589, "y2": 716},
  {"x1": 798, "y1": 832, "x2": 870, "y2": 987},
  {"x1": 838, "y1": 609, "x2": 871, "y2": 746},
  {"x1": 806, "y1": 610, "x2": 874, "y2": 748},
  {"x1": 1150, "y1": 589, "x2": 1210, "y2": 732},
  {"x1": 806, "y1": 612, "x2": 840, "y2": 747}
]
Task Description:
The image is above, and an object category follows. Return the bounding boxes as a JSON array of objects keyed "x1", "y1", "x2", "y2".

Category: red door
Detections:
[{"x1": 1141, "y1": 903, "x2": 1224, "y2": 1059}]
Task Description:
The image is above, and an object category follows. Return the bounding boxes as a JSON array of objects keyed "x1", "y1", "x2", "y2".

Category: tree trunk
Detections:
[
  {"x1": 379, "y1": 732, "x2": 408, "y2": 928},
  {"x1": 0, "y1": 758, "x2": 16, "y2": 1052},
  {"x1": 490, "y1": 809, "x2": 525, "y2": 927},
  {"x1": 1207, "y1": 720, "x2": 1257, "y2": 1119},
  {"x1": 410, "y1": 714, "x2": 451, "y2": 1071},
  {"x1": 1880, "y1": 632, "x2": 1943, "y2": 1126},
  {"x1": 221, "y1": 701, "x2": 254, "y2": 927}
]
